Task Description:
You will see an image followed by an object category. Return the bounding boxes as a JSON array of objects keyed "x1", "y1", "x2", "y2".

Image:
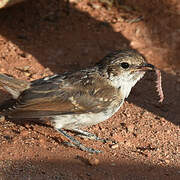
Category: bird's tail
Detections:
[{"x1": 0, "y1": 74, "x2": 30, "y2": 99}]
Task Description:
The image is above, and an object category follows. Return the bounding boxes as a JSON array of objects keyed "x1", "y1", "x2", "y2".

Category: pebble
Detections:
[
  {"x1": 24, "y1": 72, "x2": 31, "y2": 77},
  {"x1": 0, "y1": 116, "x2": 5, "y2": 121},
  {"x1": 111, "y1": 17, "x2": 118, "y2": 24},
  {"x1": 110, "y1": 143, "x2": 119, "y2": 149},
  {"x1": 23, "y1": 66, "x2": 30, "y2": 71},
  {"x1": 88, "y1": 158, "x2": 99, "y2": 166},
  {"x1": 0, "y1": 68, "x2": 6, "y2": 73},
  {"x1": 117, "y1": 17, "x2": 125, "y2": 22},
  {"x1": 164, "y1": 159, "x2": 170, "y2": 164},
  {"x1": 111, "y1": 162, "x2": 116, "y2": 166},
  {"x1": 127, "y1": 124, "x2": 135, "y2": 133},
  {"x1": 130, "y1": 41, "x2": 144, "y2": 48},
  {"x1": 125, "y1": 141, "x2": 131, "y2": 147},
  {"x1": 91, "y1": 4, "x2": 101, "y2": 10},
  {"x1": 135, "y1": 28, "x2": 141, "y2": 37},
  {"x1": 69, "y1": 0, "x2": 80, "y2": 3}
]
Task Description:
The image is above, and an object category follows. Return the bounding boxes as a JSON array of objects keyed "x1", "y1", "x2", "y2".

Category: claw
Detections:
[{"x1": 56, "y1": 128, "x2": 102, "y2": 153}]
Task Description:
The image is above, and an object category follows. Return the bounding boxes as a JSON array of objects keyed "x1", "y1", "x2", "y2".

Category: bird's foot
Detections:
[
  {"x1": 56, "y1": 128, "x2": 102, "y2": 154},
  {"x1": 71, "y1": 128, "x2": 112, "y2": 143}
]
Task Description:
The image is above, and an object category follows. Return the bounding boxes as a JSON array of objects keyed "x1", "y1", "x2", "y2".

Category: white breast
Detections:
[{"x1": 52, "y1": 102, "x2": 123, "y2": 130}]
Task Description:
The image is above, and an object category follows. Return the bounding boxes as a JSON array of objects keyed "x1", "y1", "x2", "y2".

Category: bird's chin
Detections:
[
  {"x1": 131, "y1": 69, "x2": 145, "y2": 76},
  {"x1": 131, "y1": 70, "x2": 145, "y2": 82}
]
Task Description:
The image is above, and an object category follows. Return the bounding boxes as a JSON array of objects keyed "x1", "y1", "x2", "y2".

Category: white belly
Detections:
[{"x1": 52, "y1": 103, "x2": 123, "y2": 130}]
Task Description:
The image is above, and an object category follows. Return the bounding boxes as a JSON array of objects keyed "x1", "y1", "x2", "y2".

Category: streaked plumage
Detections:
[{"x1": 0, "y1": 49, "x2": 154, "y2": 153}]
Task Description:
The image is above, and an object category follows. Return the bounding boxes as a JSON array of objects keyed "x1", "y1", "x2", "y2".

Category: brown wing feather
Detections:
[{"x1": 3, "y1": 73, "x2": 119, "y2": 118}]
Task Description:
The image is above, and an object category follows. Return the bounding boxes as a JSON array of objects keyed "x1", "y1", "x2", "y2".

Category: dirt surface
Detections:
[{"x1": 0, "y1": 0, "x2": 179, "y2": 179}]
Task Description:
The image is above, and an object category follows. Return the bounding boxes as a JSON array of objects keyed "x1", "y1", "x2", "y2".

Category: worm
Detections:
[{"x1": 155, "y1": 69, "x2": 164, "y2": 103}]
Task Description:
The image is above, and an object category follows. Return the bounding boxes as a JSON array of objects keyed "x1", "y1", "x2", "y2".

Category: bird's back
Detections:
[{"x1": 0, "y1": 67, "x2": 122, "y2": 119}]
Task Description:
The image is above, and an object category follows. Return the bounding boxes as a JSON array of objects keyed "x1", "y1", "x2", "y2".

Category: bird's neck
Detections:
[{"x1": 108, "y1": 72, "x2": 145, "y2": 99}]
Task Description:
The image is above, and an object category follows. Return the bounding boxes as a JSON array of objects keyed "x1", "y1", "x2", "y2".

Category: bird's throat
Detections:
[{"x1": 109, "y1": 71, "x2": 145, "y2": 99}]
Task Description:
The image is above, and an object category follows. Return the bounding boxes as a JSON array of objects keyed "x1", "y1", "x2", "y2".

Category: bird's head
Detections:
[{"x1": 98, "y1": 49, "x2": 154, "y2": 98}]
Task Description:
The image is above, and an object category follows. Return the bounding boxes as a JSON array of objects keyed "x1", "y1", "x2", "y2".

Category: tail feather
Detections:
[{"x1": 0, "y1": 74, "x2": 30, "y2": 99}]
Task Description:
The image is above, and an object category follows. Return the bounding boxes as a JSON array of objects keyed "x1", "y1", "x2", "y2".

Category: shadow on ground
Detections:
[{"x1": 1, "y1": 158, "x2": 179, "y2": 180}]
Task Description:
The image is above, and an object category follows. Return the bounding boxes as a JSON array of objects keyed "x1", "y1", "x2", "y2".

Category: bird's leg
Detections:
[
  {"x1": 56, "y1": 128, "x2": 101, "y2": 154},
  {"x1": 70, "y1": 128, "x2": 109, "y2": 143}
]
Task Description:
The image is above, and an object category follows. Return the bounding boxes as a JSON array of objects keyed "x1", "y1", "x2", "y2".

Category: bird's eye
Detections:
[{"x1": 121, "y1": 62, "x2": 129, "y2": 69}]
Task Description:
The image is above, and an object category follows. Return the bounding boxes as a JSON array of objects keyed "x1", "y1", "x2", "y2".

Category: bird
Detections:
[{"x1": 0, "y1": 49, "x2": 154, "y2": 153}]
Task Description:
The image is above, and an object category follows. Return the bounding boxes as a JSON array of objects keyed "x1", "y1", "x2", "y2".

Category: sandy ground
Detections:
[{"x1": 0, "y1": 0, "x2": 179, "y2": 179}]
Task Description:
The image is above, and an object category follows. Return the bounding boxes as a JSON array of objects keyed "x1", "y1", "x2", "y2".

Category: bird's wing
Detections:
[{"x1": 2, "y1": 74, "x2": 119, "y2": 118}]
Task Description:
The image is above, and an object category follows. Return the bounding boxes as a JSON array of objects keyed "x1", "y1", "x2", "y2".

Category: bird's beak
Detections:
[{"x1": 138, "y1": 63, "x2": 155, "y2": 71}]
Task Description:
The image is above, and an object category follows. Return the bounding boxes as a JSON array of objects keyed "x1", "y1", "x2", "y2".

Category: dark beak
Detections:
[{"x1": 139, "y1": 63, "x2": 155, "y2": 71}]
